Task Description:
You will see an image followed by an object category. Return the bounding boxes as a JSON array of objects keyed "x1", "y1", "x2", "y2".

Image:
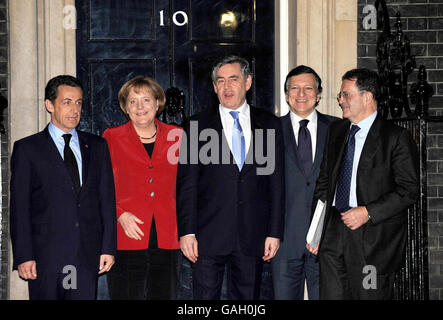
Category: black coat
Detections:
[
  {"x1": 314, "y1": 115, "x2": 419, "y2": 274},
  {"x1": 10, "y1": 126, "x2": 117, "y2": 275},
  {"x1": 176, "y1": 105, "x2": 285, "y2": 257}
]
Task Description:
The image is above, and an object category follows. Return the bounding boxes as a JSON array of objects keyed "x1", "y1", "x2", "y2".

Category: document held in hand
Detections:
[{"x1": 306, "y1": 200, "x2": 326, "y2": 248}]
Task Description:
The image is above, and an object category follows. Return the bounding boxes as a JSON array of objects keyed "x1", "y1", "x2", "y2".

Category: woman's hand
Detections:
[{"x1": 118, "y1": 211, "x2": 144, "y2": 240}]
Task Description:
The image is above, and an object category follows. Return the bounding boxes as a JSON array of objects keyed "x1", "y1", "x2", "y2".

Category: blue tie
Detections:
[
  {"x1": 297, "y1": 119, "x2": 312, "y2": 175},
  {"x1": 335, "y1": 125, "x2": 360, "y2": 213},
  {"x1": 230, "y1": 111, "x2": 245, "y2": 170}
]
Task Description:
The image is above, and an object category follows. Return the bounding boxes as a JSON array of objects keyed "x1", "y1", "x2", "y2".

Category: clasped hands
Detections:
[{"x1": 306, "y1": 206, "x2": 370, "y2": 255}]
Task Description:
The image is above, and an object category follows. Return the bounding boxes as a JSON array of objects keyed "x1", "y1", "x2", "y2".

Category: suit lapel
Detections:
[
  {"x1": 124, "y1": 120, "x2": 156, "y2": 164},
  {"x1": 357, "y1": 115, "x2": 382, "y2": 170},
  {"x1": 330, "y1": 120, "x2": 351, "y2": 187},
  {"x1": 42, "y1": 126, "x2": 65, "y2": 165},
  {"x1": 312, "y1": 112, "x2": 328, "y2": 173},
  {"x1": 203, "y1": 106, "x2": 240, "y2": 177},
  {"x1": 281, "y1": 113, "x2": 298, "y2": 164},
  {"x1": 78, "y1": 131, "x2": 90, "y2": 193},
  {"x1": 43, "y1": 126, "x2": 80, "y2": 196},
  {"x1": 242, "y1": 107, "x2": 263, "y2": 175}
]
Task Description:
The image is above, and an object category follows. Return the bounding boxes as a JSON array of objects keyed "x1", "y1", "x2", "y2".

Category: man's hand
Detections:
[
  {"x1": 341, "y1": 206, "x2": 369, "y2": 230},
  {"x1": 98, "y1": 254, "x2": 115, "y2": 274},
  {"x1": 306, "y1": 243, "x2": 319, "y2": 255},
  {"x1": 118, "y1": 211, "x2": 144, "y2": 240},
  {"x1": 180, "y1": 235, "x2": 198, "y2": 263},
  {"x1": 18, "y1": 260, "x2": 37, "y2": 280},
  {"x1": 263, "y1": 237, "x2": 280, "y2": 262}
]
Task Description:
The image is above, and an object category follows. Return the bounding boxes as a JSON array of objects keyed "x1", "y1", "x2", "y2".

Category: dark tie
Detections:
[
  {"x1": 335, "y1": 125, "x2": 361, "y2": 213},
  {"x1": 297, "y1": 119, "x2": 312, "y2": 175},
  {"x1": 63, "y1": 134, "x2": 81, "y2": 194}
]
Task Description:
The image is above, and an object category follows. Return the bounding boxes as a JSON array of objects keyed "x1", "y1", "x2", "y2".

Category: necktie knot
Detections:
[
  {"x1": 349, "y1": 125, "x2": 360, "y2": 138},
  {"x1": 229, "y1": 111, "x2": 239, "y2": 120},
  {"x1": 299, "y1": 119, "x2": 309, "y2": 128},
  {"x1": 63, "y1": 133, "x2": 72, "y2": 145}
]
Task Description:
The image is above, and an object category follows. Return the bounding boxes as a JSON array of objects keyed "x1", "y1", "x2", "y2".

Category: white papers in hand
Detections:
[{"x1": 306, "y1": 200, "x2": 326, "y2": 248}]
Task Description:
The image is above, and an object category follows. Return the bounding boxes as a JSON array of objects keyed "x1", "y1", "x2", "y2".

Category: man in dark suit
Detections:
[
  {"x1": 307, "y1": 68, "x2": 419, "y2": 299},
  {"x1": 10, "y1": 75, "x2": 117, "y2": 300},
  {"x1": 272, "y1": 66, "x2": 339, "y2": 300},
  {"x1": 177, "y1": 55, "x2": 285, "y2": 299}
]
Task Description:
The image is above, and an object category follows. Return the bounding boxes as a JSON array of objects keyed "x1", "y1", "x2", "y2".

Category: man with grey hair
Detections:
[
  {"x1": 177, "y1": 55, "x2": 285, "y2": 299},
  {"x1": 308, "y1": 68, "x2": 419, "y2": 299}
]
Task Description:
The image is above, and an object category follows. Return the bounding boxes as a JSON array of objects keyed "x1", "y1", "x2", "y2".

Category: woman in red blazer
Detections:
[{"x1": 103, "y1": 76, "x2": 182, "y2": 300}]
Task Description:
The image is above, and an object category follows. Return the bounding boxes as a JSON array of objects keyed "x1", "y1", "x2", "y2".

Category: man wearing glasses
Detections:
[{"x1": 307, "y1": 68, "x2": 419, "y2": 299}]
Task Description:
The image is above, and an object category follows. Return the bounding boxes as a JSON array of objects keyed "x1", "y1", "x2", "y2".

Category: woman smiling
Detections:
[{"x1": 103, "y1": 76, "x2": 182, "y2": 300}]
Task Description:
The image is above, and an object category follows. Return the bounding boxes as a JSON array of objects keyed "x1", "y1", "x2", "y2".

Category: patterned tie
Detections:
[
  {"x1": 230, "y1": 111, "x2": 246, "y2": 170},
  {"x1": 297, "y1": 119, "x2": 312, "y2": 175},
  {"x1": 335, "y1": 125, "x2": 360, "y2": 213},
  {"x1": 63, "y1": 134, "x2": 81, "y2": 194}
]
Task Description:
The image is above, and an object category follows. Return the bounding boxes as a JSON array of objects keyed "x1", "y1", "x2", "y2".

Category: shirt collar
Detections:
[
  {"x1": 48, "y1": 122, "x2": 79, "y2": 142},
  {"x1": 351, "y1": 110, "x2": 377, "y2": 136},
  {"x1": 219, "y1": 100, "x2": 249, "y2": 119},
  {"x1": 290, "y1": 109, "x2": 317, "y2": 126}
]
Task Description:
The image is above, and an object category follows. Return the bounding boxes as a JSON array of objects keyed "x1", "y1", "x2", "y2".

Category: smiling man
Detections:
[
  {"x1": 10, "y1": 75, "x2": 117, "y2": 300},
  {"x1": 272, "y1": 66, "x2": 339, "y2": 300},
  {"x1": 308, "y1": 68, "x2": 419, "y2": 299},
  {"x1": 177, "y1": 55, "x2": 285, "y2": 299}
]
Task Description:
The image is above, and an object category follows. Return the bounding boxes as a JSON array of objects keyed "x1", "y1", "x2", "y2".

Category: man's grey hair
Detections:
[{"x1": 211, "y1": 55, "x2": 252, "y2": 83}]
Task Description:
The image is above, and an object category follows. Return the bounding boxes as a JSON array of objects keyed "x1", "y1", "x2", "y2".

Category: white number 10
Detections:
[{"x1": 159, "y1": 10, "x2": 188, "y2": 27}]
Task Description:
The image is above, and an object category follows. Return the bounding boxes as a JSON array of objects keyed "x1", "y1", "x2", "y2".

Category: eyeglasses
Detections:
[{"x1": 337, "y1": 90, "x2": 365, "y2": 102}]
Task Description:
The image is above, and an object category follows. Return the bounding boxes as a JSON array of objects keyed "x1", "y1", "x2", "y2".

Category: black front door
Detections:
[
  {"x1": 76, "y1": 0, "x2": 274, "y2": 134},
  {"x1": 75, "y1": 0, "x2": 275, "y2": 300}
]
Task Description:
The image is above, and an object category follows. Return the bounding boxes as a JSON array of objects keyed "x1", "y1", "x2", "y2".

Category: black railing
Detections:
[{"x1": 375, "y1": 0, "x2": 437, "y2": 300}]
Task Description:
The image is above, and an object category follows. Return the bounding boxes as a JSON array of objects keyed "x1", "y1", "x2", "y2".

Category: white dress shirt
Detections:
[
  {"x1": 219, "y1": 101, "x2": 252, "y2": 157},
  {"x1": 289, "y1": 109, "x2": 318, "y2": 161}
]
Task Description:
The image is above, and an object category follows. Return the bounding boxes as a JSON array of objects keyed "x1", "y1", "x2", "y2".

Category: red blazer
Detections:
[{"x1": 103, "y1": 119, "x2": 182, "y2": 250}]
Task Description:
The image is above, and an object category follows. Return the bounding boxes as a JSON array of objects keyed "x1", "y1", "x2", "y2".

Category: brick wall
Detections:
[
  {"x1": 0, "y1": 0, "x2": 7, "y2": 300},
  {"x1": 358, "y1": 0, "x2": 443, "y2": 300}
]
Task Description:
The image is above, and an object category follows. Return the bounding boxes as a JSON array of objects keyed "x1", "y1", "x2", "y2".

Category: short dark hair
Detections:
[
  {"x1": 342, "y1": 68, "x2": 380, "y2": 103},
  {"x1": 211, "y1": 55, "x2": 252, "y2": 83},
  {"x1": 44, "y1": 75, "x2": 83, "y2": 103},
  {"x1": 284, "y1": 65, "x2": 322, "y2": 94}
]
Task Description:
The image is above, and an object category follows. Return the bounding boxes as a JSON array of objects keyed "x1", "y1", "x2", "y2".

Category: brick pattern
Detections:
[
  {"x1": 358, "y1": 0, "x2": 443, "y2": 300},
  {"x1": 0, "y1": 0, "x2": 7, "y2": 300}
]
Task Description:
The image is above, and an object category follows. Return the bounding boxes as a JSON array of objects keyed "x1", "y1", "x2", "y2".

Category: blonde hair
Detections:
[{"x1": 118, "y1": 76, "x2": 166, "y2": 115}]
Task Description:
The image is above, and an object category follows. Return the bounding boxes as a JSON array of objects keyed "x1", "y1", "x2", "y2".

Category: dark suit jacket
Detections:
[
  {"x1": 276, "y1": 111, "x2": 339, "y2": 260},
  {"x1": 314, "y1": 115, "x2": 419, "y2": 274},
  {"x1": 10, "y1": 126, "x2": 117, "y2": 275},
  {"x1": 176, "y1": 105, "x2": 285, "y2": 257}
]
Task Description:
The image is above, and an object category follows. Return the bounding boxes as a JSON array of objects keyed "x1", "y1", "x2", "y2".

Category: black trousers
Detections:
[
  {"x1": 28, "y1": 263, "x2": 97, "y2": 300},
  {"x1": 107, "y1": 219, "x2": 181, "y2": 300},
  {"x1": 318, "y1": 207, "x2": 395, "y2": 300},
  {"x1": 192, "y1": 241, "x2": 263, "y2": 300}
]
